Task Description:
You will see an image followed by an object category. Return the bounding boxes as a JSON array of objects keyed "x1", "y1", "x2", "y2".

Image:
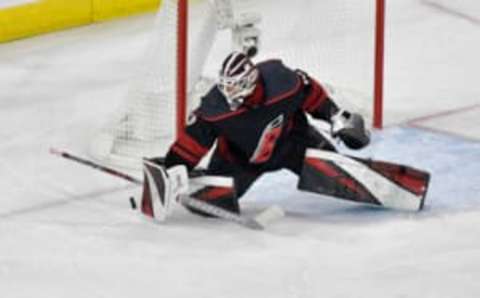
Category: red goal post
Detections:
[{"x1": 374, "y1": 0, "x2": 385, "y2": 129}]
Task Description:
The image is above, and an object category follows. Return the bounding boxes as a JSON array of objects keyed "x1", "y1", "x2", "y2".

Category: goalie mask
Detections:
[{"x1": 217, "y1": 51, "x2": 259, "y2": 110}]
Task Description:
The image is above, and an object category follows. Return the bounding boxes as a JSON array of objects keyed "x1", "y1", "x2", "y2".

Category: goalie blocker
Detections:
[
  {"x1": 141, "y1": 160, "x2": 189, "y2": 220},
  {"x1": 299, "y1": 149, "x2": 430, "y2": 211},
  {"x1": 140, "y1": 159, "x2": 239, "y2": 221}
]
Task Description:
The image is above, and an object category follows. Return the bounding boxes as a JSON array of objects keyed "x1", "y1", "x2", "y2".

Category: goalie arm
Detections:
[
  {"x1": 297, "y1": 70, "x2": 370, "y2": 149},
  {"x1": 164, "y1": 112, "x2": 217, "y2": 171}
]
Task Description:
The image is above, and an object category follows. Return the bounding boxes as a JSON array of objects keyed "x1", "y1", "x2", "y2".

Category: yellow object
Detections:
[
  {"x1": 0, "y1": 0, "x2": 162, "y2": 43},
  {"x1": 92, "y1": 0, "x2": 160, "y2": 22}
]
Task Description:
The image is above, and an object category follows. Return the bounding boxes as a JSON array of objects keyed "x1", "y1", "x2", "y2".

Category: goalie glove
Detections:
[
  {"x1": 331, "y1": 110, "x2": 370, "y2": 150},
  {"x1": 140, "y1": 160, "x2": 189, "y2": 221}
]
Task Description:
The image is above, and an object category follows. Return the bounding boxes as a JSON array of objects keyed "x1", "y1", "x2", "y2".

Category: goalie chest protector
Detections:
[{"x1": 196, "y1": 60, "x2": 310, "y2": 165}]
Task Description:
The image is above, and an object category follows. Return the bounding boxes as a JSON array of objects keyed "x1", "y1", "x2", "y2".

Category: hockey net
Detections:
[{"x1": 90, "y1": 0, "x2": 385, "y2": 168}]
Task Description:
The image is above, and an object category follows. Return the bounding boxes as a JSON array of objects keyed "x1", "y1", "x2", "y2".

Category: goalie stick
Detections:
[{"x1": 49, "y1": 148, "x2": 283, "y2": 230}]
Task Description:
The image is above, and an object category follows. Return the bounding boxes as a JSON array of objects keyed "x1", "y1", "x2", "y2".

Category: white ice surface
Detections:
[{"x1": 0, "y1": 1, "x2": 479, "y2": 297}]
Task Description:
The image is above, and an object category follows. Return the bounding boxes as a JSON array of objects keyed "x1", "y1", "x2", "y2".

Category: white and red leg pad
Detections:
[
  {"x1": 188, "y1": 175, "x2": 238, "y2": 217},
  {"x1": 298, "y1": 149, "x2": 431, "y2": 211}
]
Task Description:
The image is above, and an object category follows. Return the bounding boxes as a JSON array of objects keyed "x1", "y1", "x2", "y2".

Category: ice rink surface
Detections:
[{"x1": 0, "y1": 0, "x2": 479, "y2": 297}]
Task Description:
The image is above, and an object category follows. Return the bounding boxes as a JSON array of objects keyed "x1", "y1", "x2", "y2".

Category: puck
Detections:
[{"x1": 129, "y1": 197, "x2": 137, "y2": 210}]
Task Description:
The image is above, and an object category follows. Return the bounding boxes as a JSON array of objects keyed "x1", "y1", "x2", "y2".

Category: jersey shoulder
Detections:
[{"x1": 257, "y1": 60, "x2": 302, "y2": 104}]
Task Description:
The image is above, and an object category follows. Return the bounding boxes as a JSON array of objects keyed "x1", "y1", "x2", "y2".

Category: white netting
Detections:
[
  {"x1": 223, "y1": 0, "x2": 376, "y2": 118},
  {"x1": 91, "y1": 0, "x2": 379, "y2": 168},
  {"x1": 90, "y1": 0, "x2": 218, "y2": 167}
]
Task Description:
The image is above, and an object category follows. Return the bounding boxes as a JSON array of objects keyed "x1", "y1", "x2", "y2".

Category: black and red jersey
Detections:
[{"x1": 165, "y1": 59, "x2": 339, "y2": 171}]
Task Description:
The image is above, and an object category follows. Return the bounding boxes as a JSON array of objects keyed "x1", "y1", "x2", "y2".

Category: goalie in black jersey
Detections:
[
  {"x1": 141, "y1": 51, "x2": 429, "y2": 219},
  {"x1": 150, "y1": 51, "x2": 370, "y2": 215}
]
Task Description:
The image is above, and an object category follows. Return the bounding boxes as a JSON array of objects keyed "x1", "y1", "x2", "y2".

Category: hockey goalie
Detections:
[{"x1": 140, "y1": 51, "x2": 430, "y2": 221}]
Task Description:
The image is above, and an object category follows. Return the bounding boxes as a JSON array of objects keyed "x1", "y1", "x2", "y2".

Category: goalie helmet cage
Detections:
[{"x1": 90, "y1": 0, "x2": 386, "y2": 169}]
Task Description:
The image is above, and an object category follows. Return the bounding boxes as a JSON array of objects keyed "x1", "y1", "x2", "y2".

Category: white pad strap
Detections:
[{"x1": 166, "y1": 165, "x2": 189, "y2": 199}]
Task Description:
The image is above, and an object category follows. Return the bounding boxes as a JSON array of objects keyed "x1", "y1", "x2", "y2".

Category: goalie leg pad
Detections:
[
  {"x1": 298, "y1": 149, "x2": 430, "y2": 211},
  {"x1": 188, "y1": 184, "x2": 239, "y2": 217},
  {"x1": 184, "y1": 152, "x2": 261, "y2": 217},
  {"x1": 299, "y1": 152, "x2": 382, "y2": 206}
]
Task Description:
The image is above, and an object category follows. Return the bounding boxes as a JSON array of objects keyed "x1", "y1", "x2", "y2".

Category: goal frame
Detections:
[
  {"x1": 175, "y1": 0, "x2": 386, "y2": 134},
  {"x1": 374, "y1": 0, "x2": 385, "y2": 129}
]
